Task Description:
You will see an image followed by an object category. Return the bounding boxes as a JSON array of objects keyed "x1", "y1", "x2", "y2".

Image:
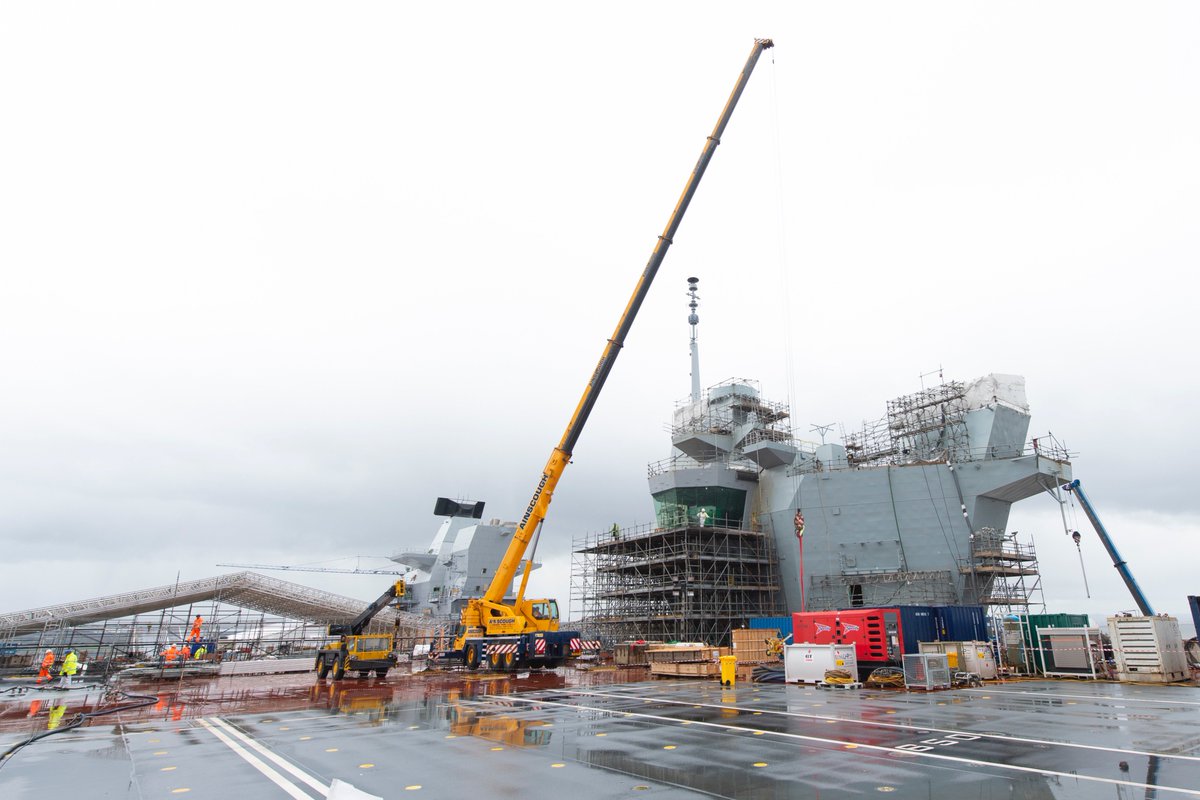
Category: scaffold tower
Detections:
[
  {"x1": 959, "y1": 527, "x2": 1046, "y2": 614},
  {"x1": 572, "y1": 521, "x2": 784, "y2": 647}
]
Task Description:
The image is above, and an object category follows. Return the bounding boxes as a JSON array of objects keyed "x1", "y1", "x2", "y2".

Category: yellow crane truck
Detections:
[
  {"x1": 315, "y1": 580, "x2": 405, "y2": 680},
  {"x1": 440, "y1": 38, "x2": 774, "y2": 672}
]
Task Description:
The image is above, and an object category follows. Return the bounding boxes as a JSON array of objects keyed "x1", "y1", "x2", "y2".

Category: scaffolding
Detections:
[
  {"x1": 845, "y1": 381, "x2": 971, "y2": 467},
  {"x1": 671, "y1": 379, "x2": 791, "y2": 439},
  {"x1": 0, "y1": 572, "x2": 442, "y2": 672},
  {"x1": 805, "y1": 569, "x2": 960, "y2": 610},
  {"x1": 571, "y1": 521, "x2": 784, "y2": 647},
  {"x1": 959, "y1": 528, "x2": 1045, "y2": 613}
]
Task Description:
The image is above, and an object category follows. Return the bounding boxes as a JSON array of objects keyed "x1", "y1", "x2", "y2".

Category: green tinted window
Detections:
[{"x1": 652, "y1": 487, "x2": 746, "y2": 528}]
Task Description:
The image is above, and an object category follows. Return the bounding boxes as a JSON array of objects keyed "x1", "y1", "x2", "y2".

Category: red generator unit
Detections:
[{"x1": 792, "y1": 607, "x2": 941, "y2": 668}]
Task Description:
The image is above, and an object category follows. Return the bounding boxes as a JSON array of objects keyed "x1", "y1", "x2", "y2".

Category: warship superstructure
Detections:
[
  {"x1": 389, "y1": 497, "x2": 537, "y2": 618},
  {"x1": 574, "y1": 279, "x2": 1074, "y2": 643}
]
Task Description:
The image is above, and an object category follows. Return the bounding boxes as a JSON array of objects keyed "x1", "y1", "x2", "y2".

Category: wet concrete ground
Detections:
[{"x1": 2, "y1": 667, "x2": 1198, "y2": 798}]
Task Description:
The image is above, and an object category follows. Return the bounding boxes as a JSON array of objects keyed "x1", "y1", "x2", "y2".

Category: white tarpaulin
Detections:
[{"x1": 964, "y1": 374, "x2": 1028, "y2": 412}]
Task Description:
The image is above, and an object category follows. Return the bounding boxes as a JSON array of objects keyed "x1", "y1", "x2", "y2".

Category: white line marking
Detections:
[
  {"x1": 489, "y1": 694, "x2": 1200, "y2": 797},
  {"x1": 197, "y1": 718, "x2": 319, "y2": 799},
  {"x1": 207, "y1": 717, "x2": 330, "y2": 797},
  {"x1": 548, "y1": 687, "x2": 1200, "y2": 763},
  {"x1": 963, "y1": 687, "x2": 1200, "y2": 706}
]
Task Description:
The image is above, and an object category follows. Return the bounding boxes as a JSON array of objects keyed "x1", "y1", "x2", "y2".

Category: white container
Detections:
[
  {"x1": 917, "y1": 641, "x2": 998, "y2": 679},
  {"x1": 902, "y1": 653, "x2": 951, "y2": 689},
  {"x1": 1108, "y1": 615, "x2": 1188, "y2": 683},
  {"x1": 784, "y1": 643, "x2": 858, "y2": 684},
  {"x1": 1036, "y1": 627, "x2": 1103, "y2": 678}
]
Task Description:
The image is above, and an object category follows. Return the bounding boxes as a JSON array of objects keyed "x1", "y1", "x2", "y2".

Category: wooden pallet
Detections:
[
  {"x1": 650, "y1": 661, "x2": 720, "y2": 677},
  {"x1": 817, "y1": 681, "x2": 863, "y2": 690}
]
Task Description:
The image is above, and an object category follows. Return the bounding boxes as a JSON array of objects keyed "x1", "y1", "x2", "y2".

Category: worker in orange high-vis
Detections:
[
  {"x1": 36, "y1": 649, "x2": 55, "y2": 684},
  {"x1": 189, "y1": 615, "x2": 203, "y2": 642},
  {"x1": 162, "y1": 644, "x2": 179, "y2": 664},
  {"x1": 181, "y1": 644, "x2": 192, "y2": 660}
]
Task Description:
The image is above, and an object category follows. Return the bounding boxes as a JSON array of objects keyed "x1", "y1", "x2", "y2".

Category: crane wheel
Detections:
[
  {"x1": 317, "y1": 659, "x2": 331, "y2": 679},
  {"x1": 503, "y1": 652, "x2": 517, "y2": 671},
  {"x1": 465, "y1": 644, "x2": 479, "y2": 670},
  {"x1": 332, "y1": 657, "x2": 346, "y2": 680},
  {"x1": 488, "y1": 652, "x2": 503, "y2": 671}
]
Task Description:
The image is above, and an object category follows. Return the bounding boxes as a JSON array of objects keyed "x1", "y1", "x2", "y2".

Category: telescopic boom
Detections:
[{"x1": 481, "y1": 39, "x2": 775, "y2": 606}]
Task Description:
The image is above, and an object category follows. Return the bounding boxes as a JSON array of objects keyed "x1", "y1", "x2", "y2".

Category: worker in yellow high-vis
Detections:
[{"x1": 57, "y1": 649, "x2": 79, "y2": 688}]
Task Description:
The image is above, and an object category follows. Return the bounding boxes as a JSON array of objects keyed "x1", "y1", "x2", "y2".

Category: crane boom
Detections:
[
  {"x1": 480, "y1": 38, "x2": 775, "y2": 608},
  {"x1": 1064, "y1": 479, "x2": 1154, "y2": 615}
]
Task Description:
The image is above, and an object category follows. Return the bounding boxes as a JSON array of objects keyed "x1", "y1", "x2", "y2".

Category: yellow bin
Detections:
[{"x1": 720, "y1": 655, "x2": 737, "y2": 686}]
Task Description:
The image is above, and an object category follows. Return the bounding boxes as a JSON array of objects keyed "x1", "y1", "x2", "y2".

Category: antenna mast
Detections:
[{"x1": 688, "y1": 277, "x2": 701, "y2": 402}]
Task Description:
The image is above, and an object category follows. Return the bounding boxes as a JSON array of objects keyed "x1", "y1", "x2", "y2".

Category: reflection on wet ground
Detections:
[
  {"x1": 0, "y1": 663, "x2": 642, "y2": 735},
  {"x1": 2, "y1": 670, "x2": 1199, "y2": 799}
]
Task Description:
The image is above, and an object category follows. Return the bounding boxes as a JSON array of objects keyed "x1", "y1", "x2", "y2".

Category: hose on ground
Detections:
[{"x1": 823, "y1": 669, "x2": 856, "y2": 685}]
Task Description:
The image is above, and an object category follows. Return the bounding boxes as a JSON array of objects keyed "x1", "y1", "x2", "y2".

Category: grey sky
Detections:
[{"x1": 2, "y1": 4, "x2": 1197, "y2": 630}]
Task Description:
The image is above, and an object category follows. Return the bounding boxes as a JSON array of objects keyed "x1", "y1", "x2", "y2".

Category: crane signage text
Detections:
[{"x1": 520, "y1": 472, "x2": 550, "y2": 530}]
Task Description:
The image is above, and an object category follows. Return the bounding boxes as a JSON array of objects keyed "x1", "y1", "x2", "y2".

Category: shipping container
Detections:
[
  {"x1": 749, "y1": 616, "x2": 793, "y2": 641},
  {"x1": 938, "y1": 606, "x2": 989, "y2": 643},
  {"x1": 791, "y1": 605, "x2": 991, "y2": 673},
  {"x1": 1020, "y1": 613, "x2": 1090, "y2": 672}
]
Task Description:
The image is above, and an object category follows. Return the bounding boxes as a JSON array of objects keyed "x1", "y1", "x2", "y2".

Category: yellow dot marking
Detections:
[
  {"x1": 161, "y1": 766, "x2": 177, "y2": 772},
  {"x1": 325, "y1": 748, "x2": 339, "y2": 752},
  {"x1": 551, "y1": 763, "x2": 565, "y2": 768},
  {"x1": 885, "y1": 710, "x2": 897, "y2": 714},
  {"x1": 663, "y1": 745, "x2": 676, "y2": 750},
  {"x1": 409, "y1": 725, "x2": 420, "y2": 730},
  {"x1": 405, "y1": 786, "x2": 422, "y2": 791},
  {"x1": 753, "y1": 762, "x2": 768, "y2": 767},
  {"x1": 681, "y1": 721, "x2": 692, "y2": 725},
  {"x1": 279, "y1": 727, "x2": 290, "y2": 731},
  {"x1": 845, "y1": 744, "x2": 858, "y2": 749},
  {"x1": 634, "y1": 786, "x2": 650, "y2": 791},
  {"x1": 154, "y1": 751, "x2": 169, "y2": 756},
  {"x1": 359, "y1": 763, "x2": 375, "y2": 768},
  {"x1": 826, "y1": 720, "x2": 837, "y2": 724},
  {"x1": 877, "y1": 787, "x2": 897, "y2": 793},
  {"x1": 753, "y1": 711, "x2": 762, "y2": 715},
  {"x1": 299, "y1": 736, "x2": 312, "y2": 741},
  {"x1": 148, "y1": 739, "x2": 159, "y2": 743},
  {"x1": 1067, "y1": 701, "x2": 1077, "y2": 705},
  {"x1": 595, "y1": 733, "x2": 607, "y2": 737},
  {"x1": 753, "y1": 731, "x2": 765, "y2": 736},
  {"x1": 981, "y1": 696, "x2": 991, "y2": 699},
  {"x1": 171, "y1": 791, "x2": 190, "y2": 795},
  {"x1": 491, "y1": 746, "x2": 504, "y2": 751}
]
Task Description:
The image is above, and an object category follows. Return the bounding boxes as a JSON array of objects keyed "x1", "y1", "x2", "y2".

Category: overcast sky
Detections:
[{"x1": 2, "y1": 3, "x2": 1197, "y2": 635}]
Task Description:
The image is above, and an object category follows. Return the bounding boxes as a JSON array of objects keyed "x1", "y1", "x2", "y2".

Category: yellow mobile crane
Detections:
[
  {"x1": 315, "y1": 580, "x2": 406, "y2": 679},
  {"x1": 443, "y1": 38, "x2": 775, "y2": 672}
]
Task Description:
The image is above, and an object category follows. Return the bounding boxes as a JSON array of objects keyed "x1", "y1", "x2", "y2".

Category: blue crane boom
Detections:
[{"x1": 1064, "y1": 479, "x2": 1154, "y2": 616}]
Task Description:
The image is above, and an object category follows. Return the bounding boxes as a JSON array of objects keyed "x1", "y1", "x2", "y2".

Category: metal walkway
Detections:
[{"x1": 0, "y1": 571, "x2": 430, "y2": 636}]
